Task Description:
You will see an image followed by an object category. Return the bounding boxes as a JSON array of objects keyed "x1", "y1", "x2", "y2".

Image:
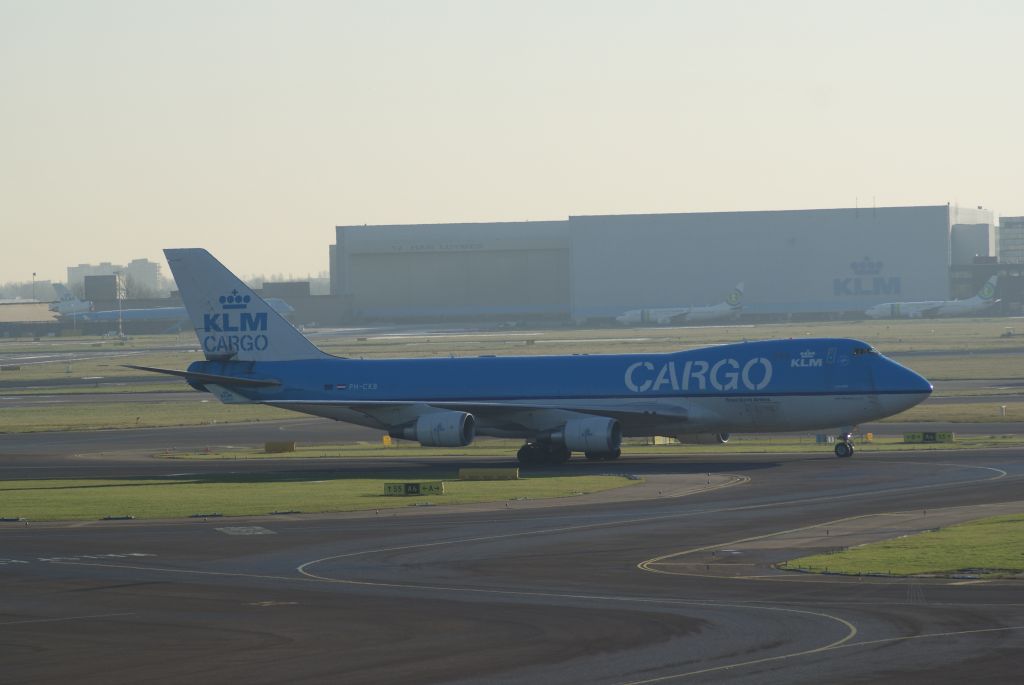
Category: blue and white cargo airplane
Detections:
[{"x1": 133, "y1": 249, "x2": 932, "y2": 462}]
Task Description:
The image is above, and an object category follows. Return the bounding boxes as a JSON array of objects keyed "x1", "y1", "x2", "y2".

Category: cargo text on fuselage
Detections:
[{"x1": 625, "y1": 358, "x2": 772, "y2": 393}]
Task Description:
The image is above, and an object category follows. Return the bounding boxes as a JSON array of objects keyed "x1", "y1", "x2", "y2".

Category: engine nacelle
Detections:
[
  {"x1": 675, "y1": 432, "x2": 730, "y2": 445},
  {"x1": 393, "y1": 411, "x2": 476, "y2": 447},
  {"x1": 559, "y1": 417, "x2": 622, "y2": 453}
]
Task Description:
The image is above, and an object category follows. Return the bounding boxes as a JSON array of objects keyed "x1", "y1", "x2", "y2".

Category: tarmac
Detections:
[{"x1": 3, "y1": 427, "x2": 1024, "y2": 683}]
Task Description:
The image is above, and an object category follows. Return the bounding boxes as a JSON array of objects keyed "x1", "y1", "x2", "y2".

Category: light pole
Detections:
[
  {"x1": 32, "y1": 272, "x2": 36, "y2": 300},
  {"x1": 115, "y1": 272, "x2": 124, "y2": 339}
]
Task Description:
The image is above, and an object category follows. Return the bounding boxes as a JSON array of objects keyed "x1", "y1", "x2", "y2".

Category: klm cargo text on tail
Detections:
[{"x1": 202, "y1": 290, "x2": 270, "y2": 354}]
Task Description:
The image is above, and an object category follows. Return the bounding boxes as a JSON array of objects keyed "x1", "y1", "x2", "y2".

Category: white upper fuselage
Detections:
[{"x1": 864, "y1": 296, "x2": 996, "y2": 319}]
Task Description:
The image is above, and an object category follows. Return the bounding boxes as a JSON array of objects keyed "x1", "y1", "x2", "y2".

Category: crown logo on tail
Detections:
[{"x1": 219, "y1": 290, "x2": 251, "y2": 310}]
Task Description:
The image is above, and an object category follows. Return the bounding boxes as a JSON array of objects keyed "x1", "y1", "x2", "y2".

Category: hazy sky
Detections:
[{"x1": 2, "y1": 0, "x2": 1022, "y2": 283}]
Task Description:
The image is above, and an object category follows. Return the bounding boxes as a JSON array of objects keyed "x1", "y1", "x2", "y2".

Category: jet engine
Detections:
[
  {"x1": 557, "y1": 417, "x2": 622, "y2": 453},
  {"x1": 675, "y1": 432, "x2": 730, "y2": 444},
  {"x1": 392, "y1": 411, "x2": 476, "y2": 447}
]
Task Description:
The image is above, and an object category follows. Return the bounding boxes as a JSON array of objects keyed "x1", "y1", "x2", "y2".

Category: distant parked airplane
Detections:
[
  {"x1": 864, "y1": 275, "x2": 999, "y2": 319},
  {"x1": 616, "y1": 283, "x2": 744, "y2": 325},
  {"x1": 132, "y1": 250, "x2": 931, "y2": 461},
  {"x1": 49, "y1": 284, "x2": 92, "y2": 315},
  {"x1": 51, "y1": 283, "x2": 293, "y2": 324}
]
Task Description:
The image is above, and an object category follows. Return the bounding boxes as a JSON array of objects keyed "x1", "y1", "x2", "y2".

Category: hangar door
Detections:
[{"x1": 349, "y1": 248, "x2": 570, "y2": 318}]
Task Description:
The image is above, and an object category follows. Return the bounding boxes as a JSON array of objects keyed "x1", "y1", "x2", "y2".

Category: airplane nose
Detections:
[
  {"x1": 891, "y1": 360, "x2": 932, "y2": 395},
  {"x1": 909, "y1": 368, "x2": 933, "y2": 395},
  {"x1": 879, "y1": 358, "x2": 932, "y2": 414}
]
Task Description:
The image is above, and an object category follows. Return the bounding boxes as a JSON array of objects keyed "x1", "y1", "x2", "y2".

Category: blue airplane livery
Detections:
[{"x1": 133, "y1": 249, "x2": 933, "y2": 463}]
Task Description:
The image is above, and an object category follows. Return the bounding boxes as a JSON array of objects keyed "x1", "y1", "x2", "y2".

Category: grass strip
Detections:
[
  {"x1": 0, "y1": 401, "x2": 294, "y2": 432},
  {"x1": 0, "y1": 473, "x2": 638, "y2": 521},
  {"x1": 781, "y1": 514, "x2": 1024, "y2": 578}
]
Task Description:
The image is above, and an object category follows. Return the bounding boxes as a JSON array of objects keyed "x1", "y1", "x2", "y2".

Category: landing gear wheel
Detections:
[
  {"x1": 834, "y1": 442, "x2": 854, "y2": 458},
  {"x1": 518, "y1": 443, "x2": 572, "y2": 466},
  {"x1": 584, "y1": 451, "x2": 604, "y2": 462},
  {"x1": 517, "y1": 443, "x2": 544, "y2": 466},
  {"x1": 584, "y1": 448, "x2": 621, "y2": 461},
  {"x1": 549, "y1": 445, "x2": 572, "y2": 465},
  {"x1": 604, "y1": 448, "x2": 621, "y2": 461}
]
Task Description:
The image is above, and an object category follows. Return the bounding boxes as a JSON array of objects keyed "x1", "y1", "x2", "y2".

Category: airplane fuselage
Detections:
[
  {"x1": 190, "y1": 337, "x2": 931, "y2": 439},
  {"x1": 864, "y1": 297, "x2": 996, "y2": 319},
  {"x1": 616, "y1": 303, "x2": 737, "y2": 325},
  {"x1": 865, "y1": 276, "x2": 999, "y2": 319},
  {"x1": 60, "y1": 299, "x2": 294, "y2": 324}
]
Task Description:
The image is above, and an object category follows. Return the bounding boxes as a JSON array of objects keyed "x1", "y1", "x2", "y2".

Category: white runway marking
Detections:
[{"x1": 216, "y1": 526, "x2": 275, "y2": 535}]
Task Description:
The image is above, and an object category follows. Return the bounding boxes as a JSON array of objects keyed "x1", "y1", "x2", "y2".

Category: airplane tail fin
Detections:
[
  {"x1": 725, "y1": 282, "x2": 744, "y2": 310},
  {"x1": 977, "y1": 275, "x2": 998, "y2": 302},
  {"x1": 50, "y1": 284, "x2": 92, "y2": 314},
  {"x1": 164, "y1": 248, "x2": 327, "y2": 362},
  {"x1": 53, "y1": 283, "x2": 72, "y2": 301}
]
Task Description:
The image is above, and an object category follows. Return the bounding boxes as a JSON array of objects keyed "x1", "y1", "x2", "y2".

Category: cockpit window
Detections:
[{"x1": 852, "y1": 346, "x2": 879, "y2": 356}]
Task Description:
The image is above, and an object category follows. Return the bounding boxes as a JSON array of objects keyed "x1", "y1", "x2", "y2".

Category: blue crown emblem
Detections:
[
  {"x1": 219, "y1": 290, "x2": 251, "y2": 310},
  {"x1": 850, "y1": 256, "x2": 883, "y2": 276}
]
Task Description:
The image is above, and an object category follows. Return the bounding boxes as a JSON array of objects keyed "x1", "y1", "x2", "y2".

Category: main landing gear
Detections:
[
  {"x1": 516, "y1": 442, "x2": 571, "y2": 466},
  {"x1": 834, "y1": 433, "x2": 855, "y2": 458},
  {"x1": 516, "y1": 442, "x2": 623, "y2": 466},
  {"x1": 584, "y1": 448, "x2": 621, "y2": 462}
]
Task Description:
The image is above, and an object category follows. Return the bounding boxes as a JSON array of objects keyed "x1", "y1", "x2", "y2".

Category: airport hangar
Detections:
[{"x1": 331, "y1": 204, "x2": 996, "y2": 322}]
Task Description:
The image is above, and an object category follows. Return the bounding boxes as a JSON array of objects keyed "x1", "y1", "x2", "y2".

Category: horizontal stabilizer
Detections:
[{"x1": 124, "y1": 364, "x2": 281, "y2": 388}]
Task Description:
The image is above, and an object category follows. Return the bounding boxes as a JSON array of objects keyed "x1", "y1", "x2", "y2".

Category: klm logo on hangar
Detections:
[{"x1": 833, "y1": 257, "x2": 901, "y2": 297}]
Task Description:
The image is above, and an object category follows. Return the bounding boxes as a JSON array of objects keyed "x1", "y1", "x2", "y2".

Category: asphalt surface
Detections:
[{"x1": 3, "y1": 429, "x2": 1024, "y2": 683}]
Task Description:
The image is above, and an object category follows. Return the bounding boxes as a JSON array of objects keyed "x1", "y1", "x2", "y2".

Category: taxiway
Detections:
[{"x1": 2, "y1": 433, "x2": 1023, "y2": 683}]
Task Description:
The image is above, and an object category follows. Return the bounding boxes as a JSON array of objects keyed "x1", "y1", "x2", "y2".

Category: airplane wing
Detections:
[
  {"x1": 269, "y1": 398, "x2": 689, "y2": 434},
  {"x1": 442, "y1": 400, "x2": 689, "y2": 433}
]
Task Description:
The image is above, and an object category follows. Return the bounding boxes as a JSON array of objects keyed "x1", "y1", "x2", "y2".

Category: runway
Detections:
[{"x1": 2, "y1": 440, "x2": 1023, "y2": 683}]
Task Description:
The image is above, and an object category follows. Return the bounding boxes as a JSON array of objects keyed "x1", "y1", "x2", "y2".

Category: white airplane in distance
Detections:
[
  {"x1": 49, "y1": 284, "x2": 93, "y2": 315},
  {"x1": 616, "y1": 282, "x2": 744, "y2": 325},
  {"x1": 864, "y1": 275, "x2": 1000, "y2": 319}
]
